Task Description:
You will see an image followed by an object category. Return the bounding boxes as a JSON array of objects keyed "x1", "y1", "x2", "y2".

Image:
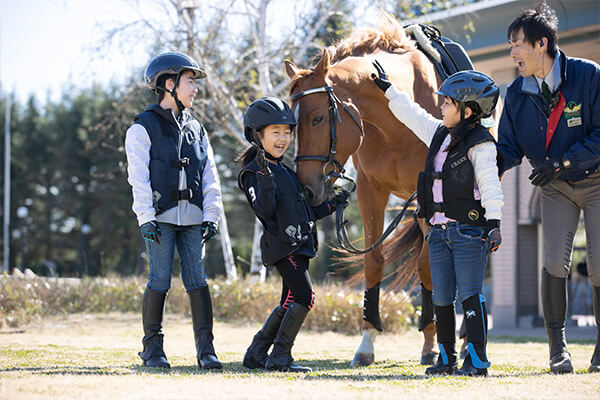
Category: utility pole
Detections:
[{"x1": 3, "y1": 96, "x2": 11, "y2": 274}]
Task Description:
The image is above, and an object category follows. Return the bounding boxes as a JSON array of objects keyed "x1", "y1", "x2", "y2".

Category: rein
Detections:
[{"x1": 290, "y1": 84, "x2": 418, "y2": 254}]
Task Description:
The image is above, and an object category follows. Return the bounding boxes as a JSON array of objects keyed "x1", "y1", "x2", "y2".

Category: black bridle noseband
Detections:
[{"x1": 289, "y1": 84, "x2": 417, "y2": 255}]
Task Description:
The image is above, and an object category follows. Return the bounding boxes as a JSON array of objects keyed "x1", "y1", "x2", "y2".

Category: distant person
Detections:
[
  {"x1": 237, "y1": 97, "x2": 349, "y2": 373},
  {"x1": 372, "y1": 64, "x2": 503, "y2": 377},
  {"x1": 125, "y1": 52, "x2": 223, "y2": 370},
  {"x1": 498, "y1": 2, "x2": 600, "y2": 373}
]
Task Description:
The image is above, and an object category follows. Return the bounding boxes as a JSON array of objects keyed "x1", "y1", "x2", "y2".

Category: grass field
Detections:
[{"x1": 1, "y1": 313, "x2": 598, "y2": 399}]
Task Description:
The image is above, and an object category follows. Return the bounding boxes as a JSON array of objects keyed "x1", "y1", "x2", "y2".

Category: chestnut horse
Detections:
[{"x1": 285, "y1": 18, "x2": 443, "y2": 366}]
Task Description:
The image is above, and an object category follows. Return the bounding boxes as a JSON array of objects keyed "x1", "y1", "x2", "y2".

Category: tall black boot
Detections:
[
  {"x1": 589, "y1": 286, "x2": 600, "y2": 373},
  {"x1": 425, "y1": 304, "x2": 458, "y2": 375},
  {"x1": 541, "y1": 269, "x2": 573, "y2": 374},
  {"x1": 243, "y1": 306, "x2": 286, "y2": 369},
  {"x1": 265, "y1": 302, "x2": 312, "y2": 373},
  {"x1": 139, "y1": 288, "x2": 170, "y2": 368},
  {"x1": 189, "y1": 286, "x2": 222, "y2": 370},
  {"x1": 454, "y1": 294, "x2": 490, "y2": 377}
]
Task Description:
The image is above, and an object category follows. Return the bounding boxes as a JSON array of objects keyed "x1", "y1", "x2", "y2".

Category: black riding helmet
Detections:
[
  {"x1": 243, "y1": 97, "x2": 296, "y2": 144},
  {"x1": 435, "y1": 70, "x2": 499, "y2": 120}
]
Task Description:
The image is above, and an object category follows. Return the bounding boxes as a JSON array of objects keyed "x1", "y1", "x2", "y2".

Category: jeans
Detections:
[
  {"x1": 144, "y1": 222, "x2": 207, "y2": 293},
  {"x1": 426, "y1": 221, "x2": 488, "y2": 306}
]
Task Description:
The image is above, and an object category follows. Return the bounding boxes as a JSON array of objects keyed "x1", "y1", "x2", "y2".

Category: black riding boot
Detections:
[
  {"x1": 265, "y1": 303, "x2": 312, "y2": 373},
  {"x1": 425, "y1": 304, "x2": 458, "y2": 375},
  {"x1": 243, "y1": 306, "x2": 286, "y2": 369},
  {"x1": 139, "y1": 288, "x2": 170, "y2": 368},
  {"x1": 189, "y1": 286, "x2": 222, "y2": 370},
  {"x1": 589, "y1": 286, "x2": 600, "y2": 373},
  {"x1": 541, "y1": 269, "x2": 573, "y2": 374},
  {"x1": 454, "y1": 294, "x2": 490, "y2": 377}
]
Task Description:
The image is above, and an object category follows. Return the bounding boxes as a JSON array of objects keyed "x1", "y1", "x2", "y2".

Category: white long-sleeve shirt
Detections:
[
  {"x1": 125, "y1": 117, "x2": 223, "y2": 227},
  {"x1": 385, "y1": 86, "x2": 503, "y2": 221}
]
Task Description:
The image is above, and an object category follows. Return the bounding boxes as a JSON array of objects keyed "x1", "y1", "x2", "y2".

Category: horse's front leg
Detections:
[{"x1": 350, "y1": 176, "x2": 387, "y2": 368}]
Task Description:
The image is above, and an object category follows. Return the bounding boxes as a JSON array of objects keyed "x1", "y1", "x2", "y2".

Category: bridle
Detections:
[{"x1": 289, "y1": 85, "x2": 363, "y2": 189}]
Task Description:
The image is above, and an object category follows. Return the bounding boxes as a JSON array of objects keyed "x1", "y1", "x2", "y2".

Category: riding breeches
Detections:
[{"x1": 274, "y1": 254, "x2": 315, "y2": 310}]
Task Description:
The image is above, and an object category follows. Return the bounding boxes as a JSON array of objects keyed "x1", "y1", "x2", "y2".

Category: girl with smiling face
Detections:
[{"x1": 237, "y1": 97, "x2": 349, "y2": 373}]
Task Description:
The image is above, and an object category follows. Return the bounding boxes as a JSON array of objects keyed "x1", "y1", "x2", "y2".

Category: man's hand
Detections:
[
  {"x1": 141, "y1": 221, "x2": 161, "y2": 244},
  {"x1": 255, "y1": 148, "x2": 271, "y2": 175},
  {"x1": 528, "y1": 159, "x2": 564, "y2": 186},
  {"x1": 371, "y1": 60, "x2": 392, "y2": 92},
  {"x1": 330, "y1": 187, "x2": 351, "y2": 208},
  {"x1": 201, "y1": 221, "x2": 218, "y2": 242},
  {"x1": 483, "y1": 219, "x2": 501, "y2": 253}
]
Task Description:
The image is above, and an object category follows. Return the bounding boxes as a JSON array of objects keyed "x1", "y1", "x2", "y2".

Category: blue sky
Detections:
[{"x1": 1, "y1": 0, "x2": 147, "y2": 103}]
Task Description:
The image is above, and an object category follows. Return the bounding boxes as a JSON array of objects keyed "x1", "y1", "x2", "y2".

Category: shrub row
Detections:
[{"x1": 0, "y1": 275, "x2": 417, "y2": 334}]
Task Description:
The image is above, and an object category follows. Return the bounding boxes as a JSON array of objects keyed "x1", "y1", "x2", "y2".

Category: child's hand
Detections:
[
  {"x1": 371, "y1": 60, "x2": 392, "y2": 92},
  {"x1": 483, "y1": 219, "x2": 501, "y2": 253},
  {"x1": 256, "y1": 148, "x2": 271, "y2": 175}
]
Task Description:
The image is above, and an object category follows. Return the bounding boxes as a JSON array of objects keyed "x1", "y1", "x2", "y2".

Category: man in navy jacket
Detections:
[{"x1": 498, "y1": 2, "x2": 600, "y2": 374}]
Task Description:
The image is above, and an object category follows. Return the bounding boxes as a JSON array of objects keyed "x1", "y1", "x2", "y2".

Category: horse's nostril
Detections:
[{"x1": 304, "y1": 187, "x2": 314, "y2": 201}]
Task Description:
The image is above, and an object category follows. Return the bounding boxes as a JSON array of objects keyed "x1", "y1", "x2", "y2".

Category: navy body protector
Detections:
[
  {"x1": 238, "y1": 160, "x2": 319, "y2": 266},
  {"x1": 134, "y1": 104, "x2": 208, "y2": 215}
]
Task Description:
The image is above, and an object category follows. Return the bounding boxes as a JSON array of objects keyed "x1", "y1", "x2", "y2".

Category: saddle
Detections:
[{"x1": 405, "y1": 24, "x2": 474, "y2": 79}]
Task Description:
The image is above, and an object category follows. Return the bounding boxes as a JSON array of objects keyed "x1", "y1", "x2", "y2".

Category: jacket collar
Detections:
[
  {"x1": 145, "y1": 104, "x2": 192, "y2": 128},
  {"x1": 519, "y1": 49, "x2": 567, "y2": 95}
]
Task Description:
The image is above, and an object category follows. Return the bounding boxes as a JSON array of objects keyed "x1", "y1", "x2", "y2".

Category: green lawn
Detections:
[{"x1": 1, "y1": 313, "x2": 598, "y2": 399}]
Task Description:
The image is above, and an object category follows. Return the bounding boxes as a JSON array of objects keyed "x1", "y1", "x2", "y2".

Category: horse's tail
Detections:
[
  {"x1": 380, "y1": 215, "x2": 424, "y2": 291},
  {"x1": 333, "y1": 215, "x2": 424, "y2": 290}
]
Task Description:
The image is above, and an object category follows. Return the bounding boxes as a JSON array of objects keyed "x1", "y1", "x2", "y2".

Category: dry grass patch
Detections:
[{"x1": 1, "y1": 313, "x2": 598, "y2": 400}]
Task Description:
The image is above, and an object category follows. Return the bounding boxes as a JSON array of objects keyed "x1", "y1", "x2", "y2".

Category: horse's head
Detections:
[{"x1": 285, "y1": 49, "x2": 364, "y2": 206}]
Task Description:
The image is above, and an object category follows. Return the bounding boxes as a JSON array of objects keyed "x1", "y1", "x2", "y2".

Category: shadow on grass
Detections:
[
  {"x1": 489, "y1": 336, "x2": 595, "y2": 345},
  {"x1": 1, "y1": 366, "x2": 128, "y2": 375}
]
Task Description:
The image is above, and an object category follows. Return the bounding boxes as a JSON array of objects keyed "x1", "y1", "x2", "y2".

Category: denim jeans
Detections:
[
  {"x1": 144, "y1": 222, "x2": 207, "y2": 293},
  {"x1": 426, "y1": 221, "x2": 488, "y2": 306}
]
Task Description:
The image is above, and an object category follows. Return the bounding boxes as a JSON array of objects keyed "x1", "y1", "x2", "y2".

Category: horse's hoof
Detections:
[
  {"x1": 420, "y1": 352, "x2": 438, "y2": 365},
  {"x1": 350, "y1": 353, "x2": 374, "y2": 367}
]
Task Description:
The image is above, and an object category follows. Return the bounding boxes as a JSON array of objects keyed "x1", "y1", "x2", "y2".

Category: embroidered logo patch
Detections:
[
  {"x1": 563, "y1": 101, "x2": 582, "y2": 127},
  {"x1": 468, "y1": 210, "x2": 479, "y2": 221}
]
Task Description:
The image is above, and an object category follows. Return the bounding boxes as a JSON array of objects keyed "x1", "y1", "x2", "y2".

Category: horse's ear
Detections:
[
  {"x1": 314, "y1": 48, "x2": 330, "y2": 77},
  {"x1": 284, "y1": 60, "x2": 299, "y2": 79}
]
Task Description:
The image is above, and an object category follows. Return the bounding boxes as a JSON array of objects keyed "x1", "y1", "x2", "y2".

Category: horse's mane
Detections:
[
  {"x1": 327, "y1": 13, "x2": 416, "y2": 64},
  {"x1": 288, "y1": 14, "x2": 416, "y2": 94}
]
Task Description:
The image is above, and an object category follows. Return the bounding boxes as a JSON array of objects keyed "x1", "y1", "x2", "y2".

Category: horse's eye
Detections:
[{"x1": 312, "y1": 115, "x2": 325, "y2": 126}]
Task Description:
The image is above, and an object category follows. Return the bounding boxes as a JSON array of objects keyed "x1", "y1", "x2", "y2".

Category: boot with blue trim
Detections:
[
  {"x1": 454, "y1": 294, "x2": 490, "y2": 377},
  {"x1": 425, "y1": 304, "x2": 458, "y2": 375}
]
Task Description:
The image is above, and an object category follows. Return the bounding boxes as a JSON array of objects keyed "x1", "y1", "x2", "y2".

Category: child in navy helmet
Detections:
[
  {"x1": 125, "y1": 52, "x2": 223, "y2": 370},
  {"x1": 237, "y1": 97, "x2": 349, "y2": 373},
  {"x1": 372, "y1": 64, "x2": 504, "y2": 377}
]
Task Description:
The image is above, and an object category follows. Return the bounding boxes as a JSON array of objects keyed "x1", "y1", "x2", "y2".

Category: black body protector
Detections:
[{"x1": 417, "y1": 124, "x2": 495, "y2": 226}]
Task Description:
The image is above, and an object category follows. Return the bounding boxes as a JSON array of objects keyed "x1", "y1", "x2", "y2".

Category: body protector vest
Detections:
[
  {"x1": 238, "y1": 160, "x2": 318, "y2": 266},
  {"x1": 417, "y1": 124, "x2": 495, "y2": 226},
  {"x1": 134, "y1": 104, "x2": 208, "y2": 215}
]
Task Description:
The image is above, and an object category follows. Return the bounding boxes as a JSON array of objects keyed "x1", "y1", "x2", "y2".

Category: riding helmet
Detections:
[
  {"x1": 144, "y1": 52, "x2": 206, "y2": 92},
  {"x1": 243, "y1": 97, "x2": 296, "y2": 143},
  {"x1": 436, "y1": 70, "x2": 499, "y2": 118}
]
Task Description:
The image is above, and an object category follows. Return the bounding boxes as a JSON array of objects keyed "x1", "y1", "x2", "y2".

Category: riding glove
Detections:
[
  {"x1": 201, "y1": 221, "x2": 218, "y2": 242},
  {"x1": 330, "y1": 188, "x2": 351, "y2": 208},
  {"x1": 141, "y1": 221, "x2": 161, "y2": 244},
  {"x1": 255, "y1": 148, "x2": 272, "y2": 175},
  {"x1": 483, "y1": 219, "x2": 501, "y2": 253},
  {"x1": 371, "y1": 60, "x2": 392, "y2": 92},
  {"x1": 528, "y1": 159, "x2": 566, "y2": 186}
]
